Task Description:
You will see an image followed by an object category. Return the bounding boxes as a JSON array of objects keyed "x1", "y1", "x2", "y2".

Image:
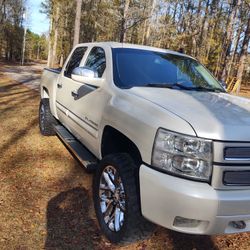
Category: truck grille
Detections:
[
  {"x1": 212, "y1": 142, "x2": 250, "y2": 189},
  {"x1": 223, "y1": 171, "x2": 250, "y2": 186},
  {"x1": 224, "y1": 147, "x2": 250, "y2": 160}
]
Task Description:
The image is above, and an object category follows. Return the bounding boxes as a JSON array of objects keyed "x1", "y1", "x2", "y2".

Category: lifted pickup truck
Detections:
[{"x1": 39, "y1": 42, "x2": 250, "y2": 243}]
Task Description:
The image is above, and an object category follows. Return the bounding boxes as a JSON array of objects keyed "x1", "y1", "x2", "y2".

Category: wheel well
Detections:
[
  {"x1": 42, "y1": 87, "x2": 49, "y2": 98},
  {"x1": 101, "y1": 126, "x2": 142, "y2": 165}
]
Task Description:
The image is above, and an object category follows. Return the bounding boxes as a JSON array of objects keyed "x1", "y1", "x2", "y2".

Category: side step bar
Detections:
[{"x1": 54, "y1": 125, "x2": 98, "y2": 172}]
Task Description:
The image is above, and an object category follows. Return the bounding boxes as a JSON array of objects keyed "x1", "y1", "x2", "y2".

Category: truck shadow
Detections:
[
  {"x1": 167, "y1": 230, "x2": 217, "y2": 250},
  {"x1": 45, "y1": 187, "x2": 102, "y2": 250}
]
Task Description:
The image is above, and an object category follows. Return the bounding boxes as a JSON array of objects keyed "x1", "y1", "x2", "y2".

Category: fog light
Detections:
[
  {"x1": 173, "y1": 216, "x2": 201, "y2": 228},
  {"x1": 230, "y1": 221, "x2": 246, "y2": 230}
]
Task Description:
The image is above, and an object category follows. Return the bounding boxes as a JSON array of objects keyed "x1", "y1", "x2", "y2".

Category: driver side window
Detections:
[{"x1": 64, "y1": 47, "x2": 88, "y2": 78}]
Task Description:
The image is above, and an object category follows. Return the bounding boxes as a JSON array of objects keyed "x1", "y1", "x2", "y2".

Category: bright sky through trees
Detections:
[{"x1": 29, "y1": 0, "x2": 49, "y2": 34}]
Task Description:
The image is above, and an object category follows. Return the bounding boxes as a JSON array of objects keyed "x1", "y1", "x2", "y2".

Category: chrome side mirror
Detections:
[{"x1": 71, "y1": 66, "x2": 98, "y2": 83}]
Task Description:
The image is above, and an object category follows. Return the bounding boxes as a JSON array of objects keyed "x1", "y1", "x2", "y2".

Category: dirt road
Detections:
[
  {"x1": 0, "y1": 63, "x2": 250, "y2": 249},
  {"x1": 0, "y1": 62, "x2": 45, "y2": 91}
]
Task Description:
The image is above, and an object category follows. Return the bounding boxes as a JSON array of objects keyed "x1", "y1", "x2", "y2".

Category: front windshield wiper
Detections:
[
  {"x1": 142, "y1": 83, "x2": 225, "y2": 92},
  {"x1": 143, "y1": 82, "x2": 193, "y2": 90},
  {"x1": 192, "y1": 86, "x2": 225, "y2": 93}
]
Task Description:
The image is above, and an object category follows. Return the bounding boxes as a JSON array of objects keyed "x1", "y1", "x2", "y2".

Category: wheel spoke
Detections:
[
  {"x1": 99, "y1": 193, "x2": 112, "y2": 202},
  {"x1": 114, "y1": 206, "x2": 121, "y2": 232},
  {"x1": 99, "y1": 183, "x2": 113, "y2": 192},
  {"x1": 103, "y1": 172, "x2": 115, "y2": 192},
  {"x1": 119, "y1": 201, "x2": 126, "y2": 212},
  {"x1": 119, "y1": 210, "x2": 124, "y2": 226},
  {"x1": 103, "y1": 200, "x2": 113, "y2": 217},
  {"x1": 106, "y1": 204, "x2": 116, "y2": 231}
]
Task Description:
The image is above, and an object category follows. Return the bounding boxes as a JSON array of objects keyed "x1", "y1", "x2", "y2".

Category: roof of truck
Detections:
[{"x1": 76, "y1": 41, "x2": 195, "y2": 59}]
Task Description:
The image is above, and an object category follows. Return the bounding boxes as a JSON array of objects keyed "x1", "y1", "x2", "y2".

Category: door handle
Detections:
[
  {"x1": 57, "y1": 83, "x2": 62, "y2": 88},
  {"x1": 71, "y1": 90, "x2": 79, "y2": 98}
]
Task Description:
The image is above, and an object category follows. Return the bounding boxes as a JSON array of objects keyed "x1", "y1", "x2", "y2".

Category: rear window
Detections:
[{"x1": 64, "y1": 47, "x2": 87, "y2": 78}]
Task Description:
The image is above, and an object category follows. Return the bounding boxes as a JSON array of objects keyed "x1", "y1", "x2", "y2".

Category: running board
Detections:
[{"x1": 54, "y1": 125, "x2": 98, "y2": 172}]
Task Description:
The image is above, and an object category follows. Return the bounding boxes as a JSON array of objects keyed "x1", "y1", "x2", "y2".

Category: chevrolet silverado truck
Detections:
[{"x1": 39, "y1": 42, "x2": 250, "y2": 243}]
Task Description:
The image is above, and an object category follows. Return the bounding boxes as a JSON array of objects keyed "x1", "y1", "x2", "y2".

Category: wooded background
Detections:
[{"x1": 0, "y1": 0, "x2": 250, "y2": 86}]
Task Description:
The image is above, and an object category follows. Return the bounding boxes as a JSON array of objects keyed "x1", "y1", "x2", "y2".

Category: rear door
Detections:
[{"x1": 56, "y1": 46, "x2": 88, "y2": 134}]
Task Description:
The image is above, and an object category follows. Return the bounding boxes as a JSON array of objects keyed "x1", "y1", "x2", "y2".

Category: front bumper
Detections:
[{"x1": 140, "y1": 164, "x2": 250, "y2": 235}]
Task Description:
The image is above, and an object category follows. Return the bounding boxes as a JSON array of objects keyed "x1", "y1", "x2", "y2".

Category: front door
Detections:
[
  {"x1": 67, "y1": 46, "x2": 110, "y2": 155},
  {"x1": 57, "y1": 47, "x2": 110, "y2": 154}
]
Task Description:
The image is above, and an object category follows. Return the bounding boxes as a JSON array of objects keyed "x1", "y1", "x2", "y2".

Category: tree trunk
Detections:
[
  {"x1": 47, "y1": 14, "x2": 53, "y2": 67},
  {"x1": 73, "y1": 0, "x2": 83, "y2": 47},
  {"x1": 59, "y1": 54, "x2": 64, "y2": 67},
  {"x1": 143, "y1": 0, "x2": 156, "y2": 45},
  {"x1": 205, "y1": 1, "x2": 223, "y2": 61},
  {"x1": 227, "y1": 22, "x2": 243, "y2": 80},
  {"x1": 196, "y1": 0, "x2": 202, "y2": 19},
  {"x1": 198, "y1": 0, "x2": 210, "y2": 53},
  {"x1": 221, "y1": 0, "x2": 239, "y2": 81},
  {"x1": 51, "y1": 5, "x2": 60, "y2": 68},
  {"x1": 119, "y1": 0, "x2": 130, "y2": 43},
  {"x1": 172, "y1": 2, "x2": 178, "y2": 24},
  {"x1": 236, "y1": 17, "x2": 250, "y2": 94}
]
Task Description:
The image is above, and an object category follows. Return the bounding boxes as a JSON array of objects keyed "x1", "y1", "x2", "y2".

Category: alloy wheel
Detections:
[{"x1": 99, "y1": 165, "x2": 126, "y2": 232}]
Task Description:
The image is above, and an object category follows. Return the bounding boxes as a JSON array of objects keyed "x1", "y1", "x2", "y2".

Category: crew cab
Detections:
[{"x1": 39, "y1": 42, "x2": 250, "y2": 243}]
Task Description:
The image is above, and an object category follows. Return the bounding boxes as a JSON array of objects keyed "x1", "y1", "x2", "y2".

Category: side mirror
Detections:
[{"x1": 71, "y1": 66, "x2": 98, "y2": 83}]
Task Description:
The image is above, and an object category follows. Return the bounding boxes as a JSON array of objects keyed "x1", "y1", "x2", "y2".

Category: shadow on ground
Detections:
[
  {"x1": 167, "y1": 230, "x2": 217, "y2": 250},
  {"x1": 45, "y1": 187, "x2": 102, "y2": 250}
]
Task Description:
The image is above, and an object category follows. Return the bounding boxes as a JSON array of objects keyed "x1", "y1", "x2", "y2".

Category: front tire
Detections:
[
  {"x1": 39, "y1": 98, "x2": 57, "y2": 136},
  {"x1": 93, "y1": 153, "x2": 154, "y2": 244}
]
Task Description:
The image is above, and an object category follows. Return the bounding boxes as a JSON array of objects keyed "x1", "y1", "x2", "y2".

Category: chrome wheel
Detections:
[{"x1": 99, "y1": 165, "x2": 125, "y2": 232}]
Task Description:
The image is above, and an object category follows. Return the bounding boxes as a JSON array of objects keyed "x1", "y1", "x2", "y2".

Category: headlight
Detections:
[{"x1": 152, "y1": 129, "x2": 212, "y2": 181}]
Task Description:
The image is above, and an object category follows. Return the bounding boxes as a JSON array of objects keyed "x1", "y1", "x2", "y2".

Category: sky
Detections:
[{"x1": 26, "y1": 0, "x2": 49, "y2": 35}]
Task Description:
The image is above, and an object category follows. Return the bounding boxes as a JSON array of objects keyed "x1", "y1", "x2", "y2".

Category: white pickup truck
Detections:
[{"x1": 39, "y1": 42, "x2": 250, "y2": 244}]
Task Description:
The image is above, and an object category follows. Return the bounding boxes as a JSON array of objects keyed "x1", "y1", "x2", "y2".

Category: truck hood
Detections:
[{"x1": 128, "y1": 87, "x2": 250, "y2": 141}]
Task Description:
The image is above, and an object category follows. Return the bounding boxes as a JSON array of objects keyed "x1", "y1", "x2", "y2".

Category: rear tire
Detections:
[
  {"x1": 93, "y1": 153, "x2": 154, "y2": 244},
  {"x1": 39, "y1": 98, "x2": 57, "y2": 136}
]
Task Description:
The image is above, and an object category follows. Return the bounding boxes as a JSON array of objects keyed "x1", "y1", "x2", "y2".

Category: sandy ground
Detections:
[{"x1": 1, "y1": 63, "x2": 250, "y2": 249}]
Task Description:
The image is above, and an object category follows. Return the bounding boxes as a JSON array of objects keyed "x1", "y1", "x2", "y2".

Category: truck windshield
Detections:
[{"x1": 112, "y1": 48, "x2": 224, "y2": 92}]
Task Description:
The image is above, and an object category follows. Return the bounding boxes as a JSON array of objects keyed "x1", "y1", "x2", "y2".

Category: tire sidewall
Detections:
[
  {"x1": 39, "y1": 98, "x2": 56, "y2": 136},
  {"x1": 39, "y1": 99, "x2": 45, "y2": 134}
]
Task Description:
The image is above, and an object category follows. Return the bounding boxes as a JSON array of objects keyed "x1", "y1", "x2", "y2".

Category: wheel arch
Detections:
[
  {"x1": 101, "y1": 125, "x2": 142, "y2": 166},
  {"x1": 41, "y1": 87, "x2": 49, "y2": 99}
]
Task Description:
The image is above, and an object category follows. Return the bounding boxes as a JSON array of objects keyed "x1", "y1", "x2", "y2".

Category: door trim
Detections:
[{"x1": 56, "y1": 101, "x2": 98, "y2": 136}]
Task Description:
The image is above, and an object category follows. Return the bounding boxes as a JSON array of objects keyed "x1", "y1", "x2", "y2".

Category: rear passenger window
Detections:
[
  {"x1": 85, "y1": 47, "x2": 106, "y2": 77},
  {"x1": 64, "y1": 47, "x2": 87, "y2": 78}
]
